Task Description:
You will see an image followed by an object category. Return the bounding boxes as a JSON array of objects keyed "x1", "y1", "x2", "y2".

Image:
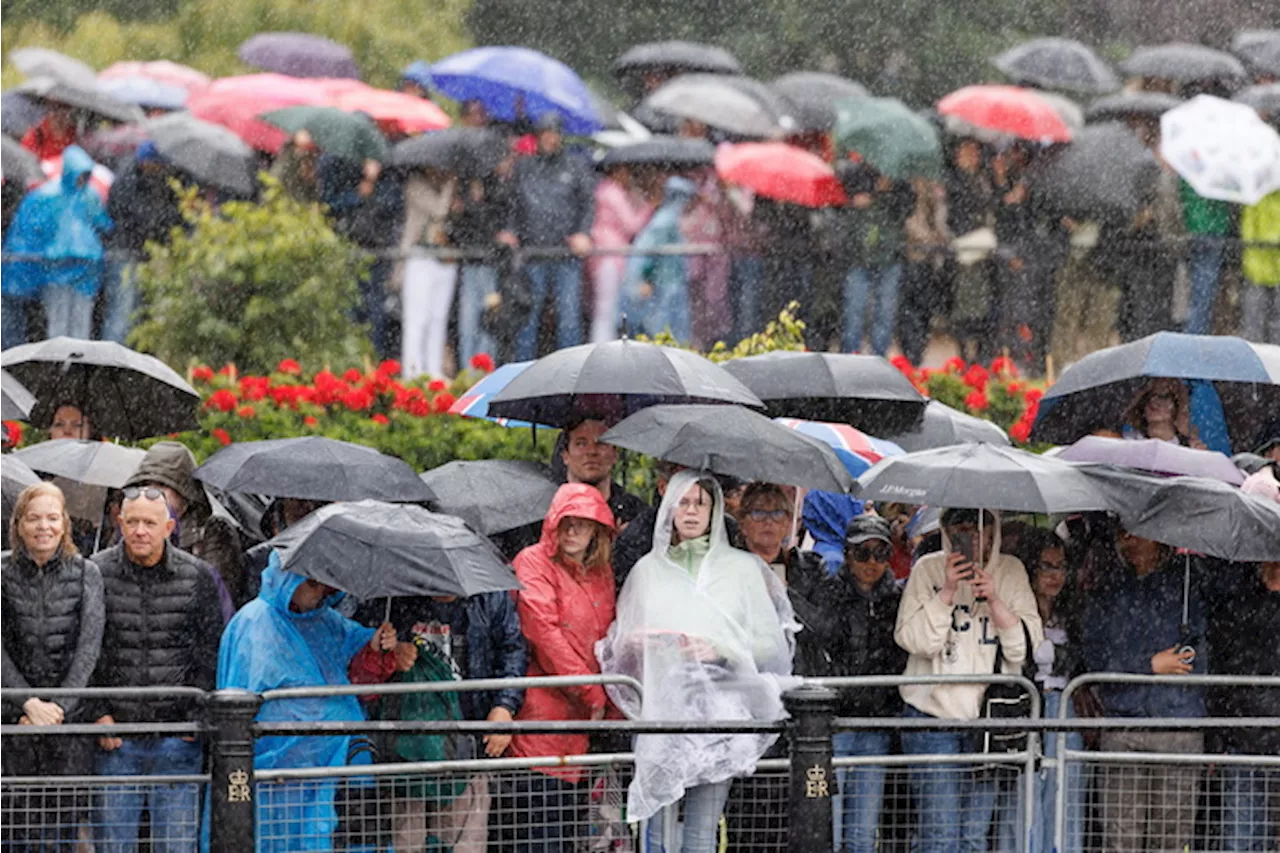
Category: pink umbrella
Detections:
[
  {"x1": 190, "y1": 74, "x2": 332, "y2": 152},
  {"x1": 99, "y1": 60, "x2": 212, "y2": 93},
  {"x1": 327, "y1": 84, "x2": 451, "y2": 134}
]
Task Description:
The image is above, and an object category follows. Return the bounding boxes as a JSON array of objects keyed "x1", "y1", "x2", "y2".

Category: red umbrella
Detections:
[
  {"x1": 189, "y1": 74, "x2": 332, "y2": 152},
  {"x1": 99, "y1": 60, "x2": 212, "y2": 93},
  {"x1": 937, "y1": 84, "x2": 1072, "y2": 143},
  {"x1": 714, "y1": 142, "x2": 847, "y2": 208},
  {"x1": 318, "y1": 80, "x2": 452, "y2": 134}
]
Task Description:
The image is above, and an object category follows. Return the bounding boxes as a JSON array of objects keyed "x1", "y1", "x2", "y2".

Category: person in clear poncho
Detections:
[{"x1": 596, "y1": 471, "x2": 797, "y2": 852}]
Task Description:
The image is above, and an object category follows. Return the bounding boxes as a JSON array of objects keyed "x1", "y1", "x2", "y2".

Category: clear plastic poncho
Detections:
[{"x1": 596, "y1": 471, "x2": 798, "y2": 822}]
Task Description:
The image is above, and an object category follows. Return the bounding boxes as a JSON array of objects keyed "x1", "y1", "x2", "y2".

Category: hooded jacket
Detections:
[
  {"x1": 621, "y1": 176, "x2": 697, "y2": 341},
  {"x1": 1208, "y1": 564, "x2": 1280, "y2": 755},
  {"x1": 813, "y1": 567, "x2": 907, "y2": 717},
  {"x1": 2, "y1": 145, "x2": 112, "y2": 298},
  {"x1": 894, "y1": 513, "x2": 1043, "y2": 721},
  {"x1": 801, "y1": 490, "x2": 866, "y2": 576},
  {"x1": 509, "y1": 484, "x2": 616, "y2": 780}
]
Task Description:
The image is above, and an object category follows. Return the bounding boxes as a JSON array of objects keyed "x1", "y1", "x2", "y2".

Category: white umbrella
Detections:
[{"x1": 1160, "y1": 95, "x2": 1280, "y2": 205}]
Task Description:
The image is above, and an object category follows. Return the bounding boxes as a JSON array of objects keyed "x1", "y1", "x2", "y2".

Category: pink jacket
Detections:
[{"x1": 588, "y1": 178, "x2": 651, "y2": 279}]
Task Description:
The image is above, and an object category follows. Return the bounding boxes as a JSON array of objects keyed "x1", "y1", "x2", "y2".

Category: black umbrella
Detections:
[
  {"x1": 1235, "y1": 83, "x2": 1280, "y2": 116},
  {"x1": 10, "y1": 439, "x2": 146, "y2": 488},
  {"x1": 1031, "y1": 122, "x2": 1161, "y2": 224},
  {"x1": 146, "y1": 113, "x2": 258, "y2": 196},
  {"x1": 389, "y1": 128, "x2": 507, "y2": 178},
  {"x1": 596, "y1": 136, "x2": 715, "y2": 169},
  {"x1": 1232, "y1": 29, "x2": 1280, "y2": 77},
  {"x1": 193, "y1": 436, "x2": 434, "y2": 503},
  {"x1": 602, "y1": 404, "x2": 855, "y2": 493},
  {"x1": 613, "y1": 41, "x2": 742, "y2": 86},
  {"x1": 1119, "y1": 43, "x2": 1247, "y2": 84},
  {"x1": 487, "y1": 339, "x2": 763, "y2": 429},
  {"x1": 1, "y1": 338, "x2": 200, "y2": 441},
  {"x1": 1, "y1": 137, "x2": 44, "y2": 188},
  {"x1": 770, "y1": 71, "x2": 868, "y2": 131},
  {"x1": 992, "y1": 38, "x2": 1119, "y2": 94},
  {"x1": 2, "y1": 91, "x2": 45, "y2": 139},
  {"x1": 1085, "y1": 91, "x2": 1182, "y2": 123},
  {"x1": 14, "y1": 77, "x2": 144, "y2": 125},
  {"x1": 720, "y1": 351, "x2": 927, "y2": 436},
  {"x1": 1, "y1": 456, "x2": 41, "y2": 539},
  {"x1": 887, "y1": 400, "x2": 1010, "y2": 452},
  {"x1": 421, "y1": 459, "x2": 558, "y2": 535},
  {"x1": 2, "y1": 370, "x2": 36, "y2": 422},
  {"x1": 855, "y1": 443, "x2": 1108, "y2": 514},
  {"x1": 641, "y1": 74, "x2": 788, "y2": 139},
  {"x1": 268, "y1": 500, "x2": 520, "y2": 600}
]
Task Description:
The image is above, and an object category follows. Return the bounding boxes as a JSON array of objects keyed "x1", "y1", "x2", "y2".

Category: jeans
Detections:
[
  {"x1": 843, "y1": 263, "x2": 903, "y2": 355},
  {"x1": 1037, "y1": 690, "x2": 1084, "y2": 853},
  {"x1": 645, "y1": 779, "x2": 731, "y2": 853},
  {"x1": 833, "y1": 730, "x2": 891, "y2": 853},
  {"x1": 1, "y1": 294, "x2": 32, "y2": 349},
  {"x1": 1185, "y1": 236, "x2": 1226, "y2": 335},
  {"x1": 357, "y1": 258, "x2": 393, "y2": 359},
  {"x1": 1220, "y1": 765, "x2": 1278, "y2": 852},
  {"x1": 508, "y1": 772, "x2": 585, "y2": 853},
  {"x1": 899, "y1": 706, "x2": 997, "y2": 853},
  {"x1": 43, "y1": 285, "x2": 95, "y2": 340},
  {"x1": 94, "y1": 737, "x2": 203, "y2": 853},
  {"x1": 515, "y1": 259, "x2": 583, "y2": 361},
  {"x1": 458, "y1": 264, "x2": 498, "y2": 366},
  {"x1": 102, "y1": 260, "x2": 139, "y2": 344},
  {"x1": 730, "y1": 254, "x2": 763, "y2": 344}
]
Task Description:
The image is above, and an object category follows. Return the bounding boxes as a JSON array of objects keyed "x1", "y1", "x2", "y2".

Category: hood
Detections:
[
  {"x1": 126, "y1": 441, "x2": 205, "y2": 507},
  {"x1": 802, "y1": 490, "x2": 866, "y2": 570},
  {"x1": 258, "y1": 550, "x2": 345, "y2": 618},
  {"x1": 938, "y1": 510, "x2": 1004, "y2": 572},
  {"x1": 60, "y1": 145, "x2": 96, "y2": 194},
  {"x1": 536, "y1": 483, "x2": 616, "y2": 551},
  {"x1": 652, "y1": 469, "x2": 729, "y2": 556}
]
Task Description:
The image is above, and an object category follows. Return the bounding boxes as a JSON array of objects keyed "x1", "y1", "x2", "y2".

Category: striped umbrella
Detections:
[
  {"x1": 775, "y1": 417, "x2": 903, "y2": 477},
  {"x1": 447, "y1": 361, "x2": 537, "y2": 428}
]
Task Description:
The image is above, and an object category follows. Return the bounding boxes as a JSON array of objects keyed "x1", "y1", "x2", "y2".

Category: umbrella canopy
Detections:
[
  {"x1": 1120, "y1": 43, "x2": 1247, "y2": 84},
  {"x1": 2, "y1": 91, "x2": 45, "y2": 138},
  {"x1": 10, "y1": 439, "x2": 146, "y2": 489},
  {"x1": 324, "y1": 84, "x2": 451, "y2": 135},
  {"x1": 421, "y1": 459, "x2": 558, "y2": 535},
  {"x1": 887, "y1": 399, "x2": 1011, "y2": 452},
  {"x1": 597, "y1": 135, "x2": 715, "y2": 169},
  {"x1": 715, "y1": 142, "x2": 846, "y2": 208},
  {"x1": 389, "y1": 127, "x2": 508, "y2": 178},
  {"x1": 99, "y1": 60, "x2": 211, "y2": 93},
  {"x1": 721, "y1": 351, "x2": 928, "y2": 436},
  {"x1": 146, "y1": 112, "x2": 258, "y2": 196},
  {"x1": 98, "y1": 76, "x2": 188, "y2": 111},
  {"x1": 15, "y1": 77, "x2": 144, "y2": 125},
  {"x1": 992, "y1": 38, "x2": 1120, "y2": 94},
  {"x1": 238, "y1": 32, "x2": 360, "y2": 80},
  {"x1": 716, "y1": 76, "x2": 801, "y2": 134},
  {"x1": 1059, "y1": 436, "x2": 1245, "y2": 485},
  {"x1": 774, "y1": 417, "x2": 904, "y2": 478},
  {"x1": 855, "y1": 443, "x2": 1108, "y2": 514},
  {"x1": 190, "y1": 74, "x2": 331, "y2": 152},
  {"x1": 937, "y1": 85, "x2": 1072, "y2": 144},
  {"x1": 770, "y1": 71, "x2": 868, "y2": 131},
  {"x1": 193, "y1": 436, "x2": 434, "y2": 503},
  {"x1": 487, "y1": 339, "x2": 763, "y2": 429},
  {"x1": 79, "y1": 123, "x2": 149, "y2": 172},
  {"x1": 1160, "y1": 95, "x2": 1280, "y2": 205},
  {"x1": 1232, "y1": 29, "x2": 1280, "y2": 77},
  {"x1": 1030, "y1": 332, "x2": 1280, "y2": 452},
  {"x1": 1, "y1": 137, "x2": 44, "y2": 187},
  {"x1": 446, "y1": 360, "x2": 537, "y2": 428},
  {"x1": 261, "y1": 106, "x2": 387, "y2": 162},
  {"x1": 2, "y1": 370, "x2": 37, "y2": 421},
  {"x1": 268, "y1": 500, "x2": 519, "y2": 600},
  {"x1": 1, "y1": 456, "x2": 42, "y2": 534},
  {"x1": 430, "y1": 46, "x2": 601, "y2": 135},
  {"x1": 1085, "y1": 91, "x2": 1182, "y2": 123},
  {"x1": 1, "y1": 338, "x2": 199, "y2": 441},
  {"x1": 1235, "y1": 83, "x2": 1280, "y2": 116},
  {"x1": 642, "y1": 74, "x2": 786, "y2": 139},
  {"x1": 11, "y1": 47, "x2": 97, "y2": 89},
  {"x1": 613, "y1": 41, "x2": 742, "y2": 82},
  {"x1": 1032, "y1": 121, "x2": 1162, "y2": 224},
  {"x1": 1037, "y1": 91, "x2": 1085, "y2": 132},
  {"x1": 834, "y1": 96, "x2": 943, "y2": 181},
  {"x1": 602, "y1": 404, "x2": 855, "y2": 493}
]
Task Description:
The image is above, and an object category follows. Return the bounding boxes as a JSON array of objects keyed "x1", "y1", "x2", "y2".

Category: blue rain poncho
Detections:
[
  {"x1": 216, "y1": 552, "x2": 375, "y2": 852},
  {"x1": 620, "y1": 176, "x2": 696, "y2": 342}
]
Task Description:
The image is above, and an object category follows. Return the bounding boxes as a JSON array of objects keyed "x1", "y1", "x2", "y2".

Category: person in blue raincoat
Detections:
[
  {"x1": 801, "y1": 490, "x2": 867, "y2": 576},
  {"x1": 217, "y1": 552, "x2": 413, "y2": 852},
  {"x1": 620, "y1": 176, "x2": 697, "y2": 342},
  {"x1": 1, "y1": 145, "x2": 112, "y2": 347}
]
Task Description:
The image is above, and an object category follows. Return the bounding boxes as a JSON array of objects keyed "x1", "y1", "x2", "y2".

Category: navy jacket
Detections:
[{"x1": 506, "y1": 149, "x2": 595, "y2": 247}]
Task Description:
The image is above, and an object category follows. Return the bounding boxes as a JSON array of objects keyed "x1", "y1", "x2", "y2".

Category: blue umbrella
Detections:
[
  {"x1": 98, "y1": 76, "x2": 189, "y2": 111},
  {"x1": 430, "y1": 46, "x2": 602, "y2": 135},
  {"x1": 400, "y1": 60, "x2": 435, "y2": 92}
]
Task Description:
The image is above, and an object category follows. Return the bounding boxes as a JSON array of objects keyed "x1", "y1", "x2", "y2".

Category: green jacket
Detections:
[
  {"x1": 669, "y1": 535, "x2": 712, "y2": 579},
  {"x1": 1178, "y1": 179, "x2": 1233, "y2": 236},
  {"x1": 1241, "y1": 192, "x2": 1280, "y2": 287}
]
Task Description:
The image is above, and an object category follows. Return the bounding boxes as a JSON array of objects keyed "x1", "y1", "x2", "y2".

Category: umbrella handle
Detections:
[{"x1": 384, "y1": 596, "x2": 393, "y2": 627}]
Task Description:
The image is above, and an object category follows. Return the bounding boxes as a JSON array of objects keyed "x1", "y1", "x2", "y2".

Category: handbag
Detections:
[{"x1": 980, "y1": 620, "x2": 1035, "y2": 755}]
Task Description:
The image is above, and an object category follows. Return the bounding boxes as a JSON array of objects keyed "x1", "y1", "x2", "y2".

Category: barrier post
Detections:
[
  {"x1": 208, "y1": 689, "x2": 261, "y2": 853},
  {"x1": 784, "y1": 684, "x2": 838, "y2": 853}
]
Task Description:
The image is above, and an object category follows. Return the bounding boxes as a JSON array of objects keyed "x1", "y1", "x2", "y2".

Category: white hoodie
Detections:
[{"x1": 894, "y1": 514, "x2": 1043, "y2": 721}]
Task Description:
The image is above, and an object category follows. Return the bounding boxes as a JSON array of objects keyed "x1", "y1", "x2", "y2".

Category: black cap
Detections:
[{"x1": 845, "y1": 514, "x2": 892, "y2": 547}]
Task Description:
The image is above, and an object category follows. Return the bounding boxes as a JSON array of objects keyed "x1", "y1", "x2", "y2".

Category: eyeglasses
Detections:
[
  {"x1": 676, "y1": 498, "x2": 708, "y2": 513},
  {"x1": 850, "y1": 543, "x2": 892, "y2": 563},
  {"x1": 121, "y1": 486, "x2": 167, "y2": 503},
  {"x1": 745, "y1": 509, "x2": 789, "y2": 523}
]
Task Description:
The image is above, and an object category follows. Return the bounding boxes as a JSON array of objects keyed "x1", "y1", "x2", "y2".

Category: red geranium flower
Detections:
[
  {"x1": 376, "y1": 360, "x2": 401, "y2": 378},
  {"x1": 1006, "y1": 381, "x2": 1024, "y2": 394},
  {"x1": 239, "y1": 376, "x2": 270, "y2": 401},
  {"x1": 990, "y1": 356, "x2": 1019, "y2": 378},
  {"x1": 343, "y1": 368, "x2": 363, "y2": 383},
  {"x1": 890, "y1": 354, "x2": 914, "y2": 375},
  {"x1": 217, "y1": 364, "x2": 236, "y2": 377},
  {"x1": 433, "y1": 393, "x2": 456, "y2": 414},
  {"x1": 3, "y1": 421, "x2": 23, "y2": 447},
  {"x1": 371, "y1": 413, "x2": 390, "y2": 425},
  {"x1": 944, "y1": 356, "x2": 967, "y2": 374},
  {"x1": 211, "y1": 427, "x2": 232, "y2": 446},
  {"x1": 964, "y1": 390, "x2": 989, "y2": 411},
  {"x1": 1009, "y1": 420, "x2": 1032, "y2": 443},
  {"x1": 206, "y1": 389, "x2": 238, "y2": 413},
  {"x1": 342, "y1": 388, "x2": 374, "y2": 411},
  {"x1": 236, "y1": 405, "x2": 256, "y2": 419},
  {"x1": 408, "y1": 398, "x2": 431, "y2": 417},
  {"x1": 427, "y1": 379, "x2": 447, "y2": 392},
  {"x1": 1023, "y1": 388, "x2": 1044, "y2": 405},
  {"x1": 277, "y1": 358, "x2": 303, "y2": 375},
  {"x1": 192, "y1": 365, "x2": 215, "y2": 382},
  {"x1": 963, "y1": 364, "x2": 989, "y2": 392},
  {"x1": 303, "y1": 415, "x2": 319, "y2": 427},
  {"x1": 469, "y1": 353, "x2": 495, "y2": 373}
]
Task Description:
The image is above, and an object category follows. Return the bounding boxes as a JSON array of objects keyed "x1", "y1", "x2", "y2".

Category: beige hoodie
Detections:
[{"x1": 894, "y1": 514, "x2": 1043, "y2": 721}]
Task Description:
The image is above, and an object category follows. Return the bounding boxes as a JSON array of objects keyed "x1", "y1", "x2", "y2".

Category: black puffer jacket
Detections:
[
  {"x1": 1, "y1": 548, "x2": 105, "y2": 723},
  {"x1": 811, "y1": 570, "x2": 907, "y2": 718},
  {"x1": 89, "y1": 542, "x2": 223, "y2": 723}
]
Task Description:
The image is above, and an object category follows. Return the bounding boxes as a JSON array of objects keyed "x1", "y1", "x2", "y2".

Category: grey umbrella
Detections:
[
  {"x1": 887, "y1": 400, "x2": 1009, "y2": 452},
  {"x1": 613, "y1": 41, "x2": 741, "y2": 82},
  {"x1": 993, "y1": 38, "x2": 1119, "y2": 94},
  {"x1": 10, "y1": 439, "x2": 145, "y2": 488},
  {"x1": 14, "y1": 77, "x2": 144, "y2": 125},
  {"x1": 146, "y1": 113, "x2": 258, "y2": 196},
  {"x1": 2, "y1": 370, "x2": 37, "y2": 422},
  {"x1": 238, "y1": 32, "x2": 361, "y2": 80},
  {"x1": 1, "y1": 456, "x2": 42, "y2": 540},
  {"x1": 1031, "y1": 121, "x2": 1161, "y2": 225},
  {"x1": 1232, "y1": 29, "x2": 1280, "y2": 77},
  {"x1": 421, "y1": 459, "x2": 558, "y2": 536},
  {"x1": 389, "y1": 128, "x2": 507, "y2": 178},
  {"x1": 1235, "y1": 83, "x2": 1280, "y2": 116},
  {"x1": 268, "y1": 500, "x2": 520, "y2": 600},
  {"x1": 1086, "y1": 91, "x2": 1182, "y2": 123},
  {"x1": 642, "y1": 74, "x2": 786, "y2": 139},
  {"x1": 1119, "y1": 43, "x2": 1247, "y2": 84},
  {"x1": 771, "y1": 72, "x2": 868, "y2": 131},
  {"x1": 1, "y1": 137, "x2": 45, "y2": 188},
  {"x1": 602, "y1": 404, "x2": 855, "y2": 493},
  {"x1": 2, "y1": 91, "x2": 45, "y2": 138},
  {"x1": 597, "y1": 136, "x2": 715, "y2": 169},
  {"x1": 10, "y1": 47, "x2": 97, "y2": 89}
]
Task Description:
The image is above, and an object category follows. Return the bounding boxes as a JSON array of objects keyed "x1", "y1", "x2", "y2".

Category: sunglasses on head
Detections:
[
  {"x1": 850, "y1": 542, "x2": 892, "y2": 563},
  {"x1": 121, "y1": 486, "x2": 167, "y2": 503}
]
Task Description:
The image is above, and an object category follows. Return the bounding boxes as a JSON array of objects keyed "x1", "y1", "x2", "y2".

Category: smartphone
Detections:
[{"x1": 951, "y1": 531, "x2": 975, "y2": 572}]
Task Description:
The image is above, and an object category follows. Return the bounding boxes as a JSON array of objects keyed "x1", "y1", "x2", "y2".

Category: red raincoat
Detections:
[{"x1": 509, "y1": 484, "x2": 617, "y2": 781}]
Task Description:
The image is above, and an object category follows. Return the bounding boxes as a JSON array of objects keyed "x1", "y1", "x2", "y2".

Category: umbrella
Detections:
[
  {"x1": 430, "y1": 46, "x2": 602, "y2": 135},
  {"x1": 268, "y1": 500, "x2": 519, "y2": 600},
  {"x1": 238, "y1": 32, "x2": 361, "y2": 80},
  {"x1": 98, "y1": 77, "x2": 188, "y2": 111},
  {"x1": 1, "y1": 338, "x2": 200, "y2": 441},
  {"x1": 716, "y1": 76, "x2": 801, "y2": 134},
  {"x1": 192, "y1": 436, "x2": 434, "y2": 503},
  {"x1": 1120, "y1": 43, "x2": 1248, "y2": 84},
  {"x1": 602, "y1": 405, "x2": 855, "y2": 493},
  {"x1": 10, "y1": 48, "x2": 97, "y2": 89},
  {"x1": 1160, "y1": 95, "x2": 1280, "y2": 205},
  {"x1": 937, "y1": 85, "x2": 1072, "y2": 144},
  {"x1": 855, "y1": 443, "x2": 1109, "y2": 514},
  {"x1": 446, "y1": 360, "x2": 537, "y2": 428},
  {"x1": 146, "y1": 113, "x2": 258, "y2": 196},
  {"x1": 641, "y1": 74, "x2": 785, "y2": 139},
  {"x1": 487, "y1": 339, "x2": 763, "y2": 429},
  {"x1": 421, "y1": 459, "x2": 558, "y2": 535},
  {"x1": 99, "y1": 60, "x2": 211, "y2": 93},
  {"x1": 190, "y1": 74, "x2": 331, "y2": 152},
  {"x1": 887, "y1": 399, "x2": 1010, "y2": 452},
  {"x1": 714, "y1": 142, "x2": 846, "y2": 208},
  {"x1": 2, "y1": 370, "x2": 36, "y2": 421},
  {"x1": 390, "y1": 128, "x2": 508, "y2": 177},
  {"x1": 261, "y1": 106, "x2": 387, "y2": 162},
  {"x1": 597, "y1": 136, "x2": 715, "y2": 169},
  {"x1": 1037, "y1": 92, "x2": 1085, "y2": 132},
  {"x1": 1085, "y1": 91, "x2": 1182, "y2": 123},
  {"x1": 833, "y1": 97, "x2": 943, "y2": 181},
  {"x1": 79, "y1": 123, "x2": 149, "y2": 171},
  {"x1": 1059, "y1": 436, "x2": 1245, "y2": 485},
  {"x1": 2, "y1": 91, "x2": 44, "y2": 138},
  {"x1": 1031, "y1": 121, "x2": 1162, "y2": 224},
  {"x1": 401, "y1": 60, "x2": 434, "y2": 92},
  {"x1": 774, "y1": 417, "x2": 904, "y2": 478},
  {"x1": 613, "y1": 41, "x2": 742, "y2": 83},
  {"x1": 324, "y1": 85, "x2": 451, "y2": 135},
  {"x1": 1, "y1": 137, "x2": 44, "y2": 187},
  {"x1": 992, "y1": 38, "x2": 1120, "y2": 94},
  {"x1": 1232, "y1": 30, "x2": 1280, "y2": 77},
  {"x1": 1, "y1": 456, "x2": 41, "y2": 535},
  {"x1": 770, "y1": 71, "x2": 868, "y2": 131},
  {"x1": 14, "y1": 77, "x2": 144, "y2": 125},
  {"x1": 9, "y1": 439, "x2": 146, "y2": 489},
  {"x1": 1236, "y1": 83, "x2": 1280, "y2": 116},
  {"x1": 1030, "y1": 332, "x2": 1280, "y2": 452},
  {"x1": 720, "y1": 351, "x2": 928, "y2": 436}
]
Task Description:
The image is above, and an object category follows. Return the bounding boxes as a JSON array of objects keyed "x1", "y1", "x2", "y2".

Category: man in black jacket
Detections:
[{"x1": 90, "y1": 487, "x2": 223, "y2": 853}]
